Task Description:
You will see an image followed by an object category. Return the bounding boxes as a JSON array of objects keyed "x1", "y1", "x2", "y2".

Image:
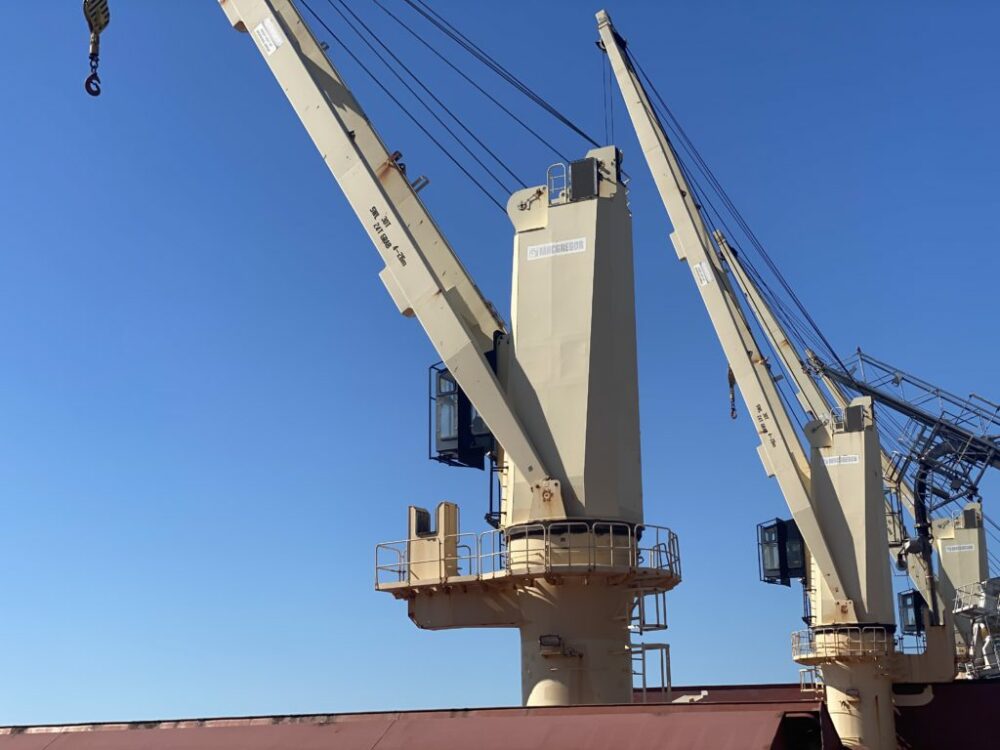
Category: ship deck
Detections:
[{"x1": 1, "y1": 681, "x2": 995, "y2": 749}]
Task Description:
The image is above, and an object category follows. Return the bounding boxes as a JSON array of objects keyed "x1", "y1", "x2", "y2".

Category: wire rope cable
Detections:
[
  {"x1": 402, "y1": 0, "x2": 603, "y2": 150},
  {"x1": 372, "y1": 0, "x2": 576, "y2": 164},
  {"x1": 297, "y1": 0, "x2": 507, "y2": 212},
  {"x1": 326, "y1": 0, "x2": 526, "y2": 192},
  {"x1": 632, "y1": 48, "x2": 849, "y2": 376},
  {"x1": 320, "y1": 0, "x2": 516, "y2": 199}
]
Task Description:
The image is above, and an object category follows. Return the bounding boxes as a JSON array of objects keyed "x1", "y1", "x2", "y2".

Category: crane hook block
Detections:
[{"x1": 82, "y1": 0, "x2": 110, "y2": 97}]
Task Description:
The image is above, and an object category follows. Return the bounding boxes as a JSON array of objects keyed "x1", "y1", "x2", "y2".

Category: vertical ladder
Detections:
[{"x1": 629, "y1": 590, "x2": 671, "y2": 702}]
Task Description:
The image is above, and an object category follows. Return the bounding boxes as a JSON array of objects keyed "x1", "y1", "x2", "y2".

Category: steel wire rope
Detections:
[
  {"x1": 624, "y1": 44, "x2": 849, "y2": 376},
  {"x1": 326, "y1": 0, "x2": 526, "y2": 192},
  {"x1": 984, "y1": 523, "x2": 1000, "y2": 571},
  {"x1": 879, "y1": 411, "x2": 913, "y2": 456},
  {"x1": 626, "y1": 27, "x2": 1000, "y2": 584},
  {"x1": 677, "y1": 143, "x2": 805, "y2": 438},
  {"x1": 320, "y1": 0, "x2": 517, "y2": 197},
  {"x1": 602, "y1": 50, "x2": 610, "y2": 145},
  {"x1": 296, "y1": 0, "x2": 506, "y2": 212},
  {"x1": 736, "y1": 251, "x2": 831, "y2": 359},
  {"x1": 979, "y1": 520, "x2": 1000, "y2": 574},
  {"x1": 679, "y1": 143, "x2": 810, "y2": 432},
  {"x1": 681, "y1": 159, "x2": 807, "y2": 433},
  {"x1": 677, "y1": 138, "x2": 831, "y2": 410},
  {"x1": 371, "y1": 0, "x2": 575, "y2": 165},
  {"x1": 645, "y1": 83, "x2": 823, "y2": 365},
  {"x1": 629, "y1": 55, "x2": 825, "y2": 349},
  {"x1": 680, "y1": 81, "x2": 1000, "y2": 574},
  {"x1": 605, "y1": 53, "x2": 615, "y2": 144},
  {"x1": 664, "y1": 84, "x2": 982, "y2": 571},
  {"x1": 402, "y1": 0, "x2": 603, "y2": 150},
  {"x1": 597, "y1": 61, "x2": 796, "y2": 431},
  {"x1": 617, "y1": 47, "x2": 830, "y2": 369}
]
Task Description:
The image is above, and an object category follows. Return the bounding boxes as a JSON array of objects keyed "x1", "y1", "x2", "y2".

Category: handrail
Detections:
[
  {"x1": 375, "y1": 520, "x2": 681, "y2": 590},
  {"x1": 791, "y1": 626, "x2": 893, "y2": 661},
  {"x1": 953, "y1": 578, "x2": 1000, "y2": 616}
]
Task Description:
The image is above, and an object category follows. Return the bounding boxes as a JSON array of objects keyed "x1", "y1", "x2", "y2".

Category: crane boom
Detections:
[
  {"x1": 219, "y1": 0, "x2": 557, "y2": 491},
  {"x1": 596, "y1": 10, "x2": 847, "y2": 596}
]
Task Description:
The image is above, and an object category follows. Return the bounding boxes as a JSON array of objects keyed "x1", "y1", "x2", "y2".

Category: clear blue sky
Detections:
[{"x1": 1, "y1": 0, "x2": 998, "y2": 725}]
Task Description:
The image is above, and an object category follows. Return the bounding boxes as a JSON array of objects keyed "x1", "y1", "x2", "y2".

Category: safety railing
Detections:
[
  {"x1": 375, "y1": 532, "x2": 479, "y2": 587},
  {"x1": 478, "y1": 523, "x2": 511, "y2": 576},
  {"x1": 375, "y1": 542, "x2": 408, "y2": 587},
  {"x1": 546, "y1": 162, "x2": 567, "y2": 204},
  {"x1": 953, "y1": 578, "x2": 1000, "y2": 617},
  {"x1": 448, "y1": 533, "x2": 479, "y2": 578},
  {"x1": 790, "y1": 629, "x2": 814, "y2": 661},
  {"x1": 953, "y1": 577, "x2": 1000, "y2": 679},
  {"x1": 791, "y1": 626, "x2": 893, "y2": 662},
  {"x1": 538, "y1": 521, "x2": 637, "y2": 570},
  {"x1": 637, "y1": 524, "x2": 682, "y2": 580},
  {"x1": 503, "y1": 523, "x2": 550, "y2": 574},
  {"x1": 375, "y1": 521, "x2": 680, "y2": 590}
]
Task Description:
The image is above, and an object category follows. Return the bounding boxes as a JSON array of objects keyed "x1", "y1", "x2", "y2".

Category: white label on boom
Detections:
[
  {"x1": 254, "y1": 17, "x2": 285, "y2": 57},
  {"x1": 526, "y1": 237, "x2": 586, "y2": 261},
  {"x1": 945, "y1": 543, "x2": 976, "y2": 553},
  {"x1": 823, "y1": 454, "x2": 860, "y2": 467},
  {"x1": 693, "y1": 261, "x2": 713, "y2": 287}
]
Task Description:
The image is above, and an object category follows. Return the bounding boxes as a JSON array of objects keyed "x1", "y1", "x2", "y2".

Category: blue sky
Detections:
[{"x1": 1, "y1": 0, "x2": 998, "y2": 725}]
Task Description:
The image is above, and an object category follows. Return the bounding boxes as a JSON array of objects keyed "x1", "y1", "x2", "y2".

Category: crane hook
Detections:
[
  {"x1": 85, "y1": 57, "x2": 101, "y2": 97},
  {"x1": 83, "y1": 0, "x2": 110, "y2": 97},
  {"x1": 85, "y1": 73, "x2": 101, "y2": 97},
  {"x1": 728, "y1": 366, "x2": 738, "y2": 420}
]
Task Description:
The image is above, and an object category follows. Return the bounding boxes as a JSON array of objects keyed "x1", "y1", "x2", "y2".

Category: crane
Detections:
[
  {"x1": 596, "y1": 9, "x2": 988, "y2": 748},
  {"x1": 208, "y1": 0, "x2": 681, "y2": 706}
]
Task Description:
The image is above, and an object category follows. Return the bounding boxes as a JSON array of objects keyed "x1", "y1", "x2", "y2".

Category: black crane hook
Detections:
[
  {"x1": 728, "y1": 366, "x2": 738, "y2": 420},
  {"x1": 85, "y1": 56, "x2": 101, "y2": 97},
  {"x1": 85, "y1": 74, "x2": 101, "y2": 97},
  {"x1": 83, "y1": 0, "x2": 110, "y2": 97}
]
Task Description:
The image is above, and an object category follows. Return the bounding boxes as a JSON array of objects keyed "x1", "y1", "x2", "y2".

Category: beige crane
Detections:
[
  {"x1": 598, "y1": 10, "x2": 901, "y2": 748},
  {"x1": 598, "y1": 9, "x2": 999, "y2": 747},
  {"x1": 216, "y1": 0, "x2": 680, "y2": 706}
]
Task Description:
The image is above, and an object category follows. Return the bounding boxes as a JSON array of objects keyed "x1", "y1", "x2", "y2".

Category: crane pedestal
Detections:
[
  {"x1": 518, "y1": 582, "x2": 634, "y2": 705},
  {"x1": 376, "y1": 506, "x2": 681, "y2": 705},
  {"x1": 792, "y1": 626, "x2": 895, "y2": 749},
  {"x1": 823, "y1": 664, "x2": 895, "y2": 750}
]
